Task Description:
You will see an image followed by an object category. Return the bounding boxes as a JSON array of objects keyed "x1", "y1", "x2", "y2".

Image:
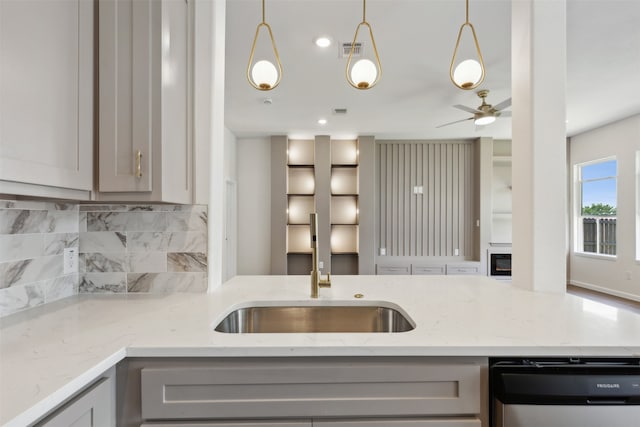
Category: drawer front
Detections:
[
  {"x1": 140, "y1": 358, "x2": 482, "y2": 421},
  {"x1": 376, "y1": 265, "x2": 410, "y2": 275},
  {"x1": 141, "y1": 422, "x2": 310, "y2": 427},
  {"x1": 411, "y1": 265, "x2": 445, "y2": 275},
  {"x1": 316, "y1": 418, "x2": 481, "y2": 427},
  {"x1": 446, "y1": 265, "x2": 480, "y2": 275}
]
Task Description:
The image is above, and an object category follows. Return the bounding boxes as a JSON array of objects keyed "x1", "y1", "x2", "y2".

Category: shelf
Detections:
[
  {"x1": 287, "y1": 224, "x2": 312, "y2": 254},
  {"x1": 331, "y1": 167, "x2": 358, "y2": 195},
  {"x1": 331, "y1": 196, "x2": 358, "y2": 225},
  {"x1": 288, "y1": 196, "x2": 315, "y2": 224},
  {"x1": 287, "y1": 139, "x2": 314, "y2": 166},
  {"x1": 287, "y1": 167, "x2": 315, "y2": 195},
  {"x1": 331, "y1": 139, "x2": 358, "y2": 165},
  {"x1": 330, "y1": 225, "x2": 359, "y2": 254}
]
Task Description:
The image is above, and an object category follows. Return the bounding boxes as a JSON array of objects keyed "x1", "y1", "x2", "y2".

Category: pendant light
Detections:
[
  {"x1": 247, "y1": 0, "x2": 282, "y2": 91},
  {"x1": 450, "y1": 0, "x2": 486, "y2": 90},
  {"x1": 346, "y1": 0, "x2": 382, "y2": 90}
]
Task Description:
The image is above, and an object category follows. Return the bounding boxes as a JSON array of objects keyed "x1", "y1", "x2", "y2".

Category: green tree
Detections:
[{"x1": 582, "y1": 203, "x2": 617, "y2": 216}]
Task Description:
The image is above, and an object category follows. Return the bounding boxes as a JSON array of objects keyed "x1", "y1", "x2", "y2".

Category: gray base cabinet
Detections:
[
  {"x1": 36, "y1": 376, "x2": 114, "y2": 427},
  {"x1": 119, "y1": 357, "x2": 486, "y2": 427}
]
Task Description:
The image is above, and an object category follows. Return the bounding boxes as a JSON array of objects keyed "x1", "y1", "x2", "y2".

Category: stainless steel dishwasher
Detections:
[{"x1": 490, "y1": 358, "x2": 640, "y2": 427}]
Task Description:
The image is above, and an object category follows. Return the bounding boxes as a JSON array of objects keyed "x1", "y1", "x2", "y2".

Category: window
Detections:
[{"x1": 576, "y1": 158, "x2": 617, "y2": 256}]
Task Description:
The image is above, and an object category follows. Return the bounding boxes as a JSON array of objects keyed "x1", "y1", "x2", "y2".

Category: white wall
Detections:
[
  {"x1": 222, "y1": 128, "x2": 237, "y2": 281},
  {"x1": 237, "y1": 137, "x2": 272, "y2": 274},
  {"x1": 569, "y1": 114, "x2": 640, "y2": 301}
]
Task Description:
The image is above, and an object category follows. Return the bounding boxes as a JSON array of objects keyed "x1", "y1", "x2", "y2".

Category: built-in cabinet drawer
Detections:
[
  {"x1": 411, "y1": 265, "x2": 446, "y2": 275},
  {"x1": 446, "y1": 264, "x2": 480, "y2": 275},
  {"x1": 316, "y1": 419, "x2": 481, "y2": 427},
  {"x1": 376, "y1": 265, "x2": 411, "y2": 275},
  {"x1": 140, "y1": 419, "x2": 481, "y2": 427},
  {"x1": 377, "y1": 262, "x2": 480, "y2": 276},
  {"x1": 139, "y1": 358, "x2": 482, "y2": 421},
  {"x1": 141, "y1": 422, "x2": 310, "y2": 427}
]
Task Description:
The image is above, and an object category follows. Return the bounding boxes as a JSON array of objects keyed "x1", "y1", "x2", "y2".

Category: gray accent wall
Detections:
[{"x1": 376, "y1": 140, "x2": 476, "y2": 258}]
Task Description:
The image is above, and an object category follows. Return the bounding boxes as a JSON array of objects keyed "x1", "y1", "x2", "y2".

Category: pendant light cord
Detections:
[
  {"x1": 262, "y1": 0, "x2": 266, "y2": 24},
  {"x1": 465, "y1": 0, "x2": 469, "y2": 24},
  {"x1": 362, "y1": 0, "x2": 367, "y2": 23}
]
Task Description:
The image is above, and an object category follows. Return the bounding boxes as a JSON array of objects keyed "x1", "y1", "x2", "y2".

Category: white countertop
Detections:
[{"x1": 1, "y1": 275, "x2": 640, "y2": 426}]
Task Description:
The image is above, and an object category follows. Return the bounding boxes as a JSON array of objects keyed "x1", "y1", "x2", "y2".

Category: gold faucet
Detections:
[{"x1": 310, "y1": 213, "x2": 331, "y2": 298}]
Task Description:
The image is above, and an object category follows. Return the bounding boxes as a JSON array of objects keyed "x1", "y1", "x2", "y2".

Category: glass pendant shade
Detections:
[
  {"x1": 247, "y1": 1, "x2": 282, "y2": 91},
  {"x1": 450, "y1": 0, "x2": 485, "y2": 90},
  {"x1": 453, "y1": 59, "x2": 483, "y2": 89},
  {"x1": 346, "y1": 0, "x2": 381, "y2": 90},
  {"x1": 251, "y1": 60, "x2": 278, "y2": 90},
  {"x1": 350, "y1": 59, "x2": 378, "y2": 89}
]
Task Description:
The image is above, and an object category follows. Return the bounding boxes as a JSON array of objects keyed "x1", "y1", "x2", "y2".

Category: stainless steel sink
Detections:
[{"x1": 214, "y1": 304, "x2": 415, "y2": 333}]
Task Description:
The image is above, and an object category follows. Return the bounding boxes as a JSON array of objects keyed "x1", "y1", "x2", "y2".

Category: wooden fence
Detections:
[{"x1": 583, "y1": 217, "x2": 616, "y2": 255}]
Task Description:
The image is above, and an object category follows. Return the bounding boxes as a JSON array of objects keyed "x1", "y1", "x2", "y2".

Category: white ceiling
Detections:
[{"x1": 224, "y1": 0, "x2": 640, "y2": 140}]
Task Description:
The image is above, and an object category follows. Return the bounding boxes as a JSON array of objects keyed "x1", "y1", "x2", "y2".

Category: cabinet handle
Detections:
[{"x1": 135, "y1": 150, "x2": 142, "y2": 178}]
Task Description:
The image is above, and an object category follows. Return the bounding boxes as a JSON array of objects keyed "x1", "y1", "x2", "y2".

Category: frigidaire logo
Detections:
[{"x1": 596, "y1": 383, "x2": 621, "y2": 389}]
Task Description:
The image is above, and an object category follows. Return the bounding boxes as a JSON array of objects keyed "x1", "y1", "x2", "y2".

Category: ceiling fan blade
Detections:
[
  {"x1": 453, "y1": 104, "x2": 480, "y2": 114},
  {"x1": 493, "y1": 98, "x2": 512, "y2": 111},
  {"x1": 436, "y1": 117, "x2": 474, "y2": 128},
  {"x1": 498, "y1": 111, "x2": 512, "y2": 117}
]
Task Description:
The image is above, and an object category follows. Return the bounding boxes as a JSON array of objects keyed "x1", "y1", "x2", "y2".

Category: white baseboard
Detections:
[{"x1": 569, "y1": 280, "x2": 640, "y2": 303}]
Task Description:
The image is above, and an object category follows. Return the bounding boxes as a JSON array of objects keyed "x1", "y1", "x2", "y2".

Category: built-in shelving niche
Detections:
[
  {"x1": 491, "y1": 140, "x2": 512, "y2": 244},
  {"x1": 330, "y1": 140, "x2": 359, "y2": 274},
  {"x1": 286, "y1": 139, "x2": 315, "y2": 275}
]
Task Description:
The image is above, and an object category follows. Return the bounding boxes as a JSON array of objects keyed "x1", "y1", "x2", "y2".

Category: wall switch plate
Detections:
[
  {"x1": 63, "y1": 247, "x2": 78, "y2": 274},
  {"x1": 454, "y1": 248, "x2": 459, "y2": 256},
  {"x1": 380, "y1": 248, "x2": 386, "y2": 256},
  {"x1": 319, "y1": 261, "x2": 324, "y2": 270}
]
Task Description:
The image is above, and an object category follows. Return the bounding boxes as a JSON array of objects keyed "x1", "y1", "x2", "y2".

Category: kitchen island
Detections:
[{"x1": 1, "y1": 275, "x2": 640, "y2": 426}]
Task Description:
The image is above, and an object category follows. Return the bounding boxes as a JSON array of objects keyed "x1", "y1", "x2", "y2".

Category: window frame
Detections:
[{"x1": 574, "y1": 156, "x2": 618, "y2": 258}]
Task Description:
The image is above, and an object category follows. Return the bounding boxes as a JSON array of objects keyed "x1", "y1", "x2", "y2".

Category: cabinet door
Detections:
[
  {"x1": 0, "y1": 0, "x2": 93, "y2": 191},
  {"x1": 99, "y1": 0, "x2": 153, "y2": 192},
  {"x1": 315, "y1": 419, "x2": 480, "y2": 427},
  {"x1": 37, "y1": 377, "x2": 113, "y2": 427},
  {"x1": 140, "y1": 422, "x2": 310, "y2": 427}
]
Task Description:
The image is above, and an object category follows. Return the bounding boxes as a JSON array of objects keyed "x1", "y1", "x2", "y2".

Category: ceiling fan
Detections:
[{"x1": 437, "y1": 90, "x2": 511, "y2": 128}]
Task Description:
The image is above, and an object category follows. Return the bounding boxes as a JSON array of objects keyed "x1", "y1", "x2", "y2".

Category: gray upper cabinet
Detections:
[
  {"x1": 98, "y1": 0, "x2": 193, "y2": 203},
  {"x1": 0, "y1": 0, "x2": 93, "y2": 199}
]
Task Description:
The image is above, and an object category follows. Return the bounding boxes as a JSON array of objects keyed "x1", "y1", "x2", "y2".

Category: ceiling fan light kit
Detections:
[
  {"x1": 450, "y1": 0, "x2": 486, "y2": 90},
  {"x1": 346, "y1": 0, "x2": 382, "y2": 90},
  {"x1": 247, "y1": 0, "x2": 283, "y2": 91},
  {"x1": 437, "y1": 89, "x2": 511, "y2": 129}
]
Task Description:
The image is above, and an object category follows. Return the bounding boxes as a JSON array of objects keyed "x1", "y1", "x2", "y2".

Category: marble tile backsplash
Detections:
[
  {"x1": 0, "y1": 201, "x2": 208, "y2": 317},
  {"x1": 0, "y1": 200, "x2": 79, "y2": 317},
  {"x1": 79, "y1": 204, "x2": 208, "y2": 294}
]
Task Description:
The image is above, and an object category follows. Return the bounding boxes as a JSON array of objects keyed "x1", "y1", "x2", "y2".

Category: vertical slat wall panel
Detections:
[{"x1": 377, "y1": 141, "x2": 475, "y2": 257}]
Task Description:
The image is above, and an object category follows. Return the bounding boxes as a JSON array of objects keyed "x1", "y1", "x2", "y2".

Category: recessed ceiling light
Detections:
[
  {"x1": 317, "y1": 118, "x2": 327, "y2": 125},
  {"x1": 315, "y1": 37, "x2": 332, "y2": 48}
]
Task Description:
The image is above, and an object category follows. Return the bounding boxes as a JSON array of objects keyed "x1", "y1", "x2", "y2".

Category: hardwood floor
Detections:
[{"x1": 567, "y1": 284, "x2": 640, "y2": 315}]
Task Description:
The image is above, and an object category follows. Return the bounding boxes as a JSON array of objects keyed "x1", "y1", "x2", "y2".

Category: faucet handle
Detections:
[{"x1": 319, "y1": 273, "x2": 331, "y2": 288}]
